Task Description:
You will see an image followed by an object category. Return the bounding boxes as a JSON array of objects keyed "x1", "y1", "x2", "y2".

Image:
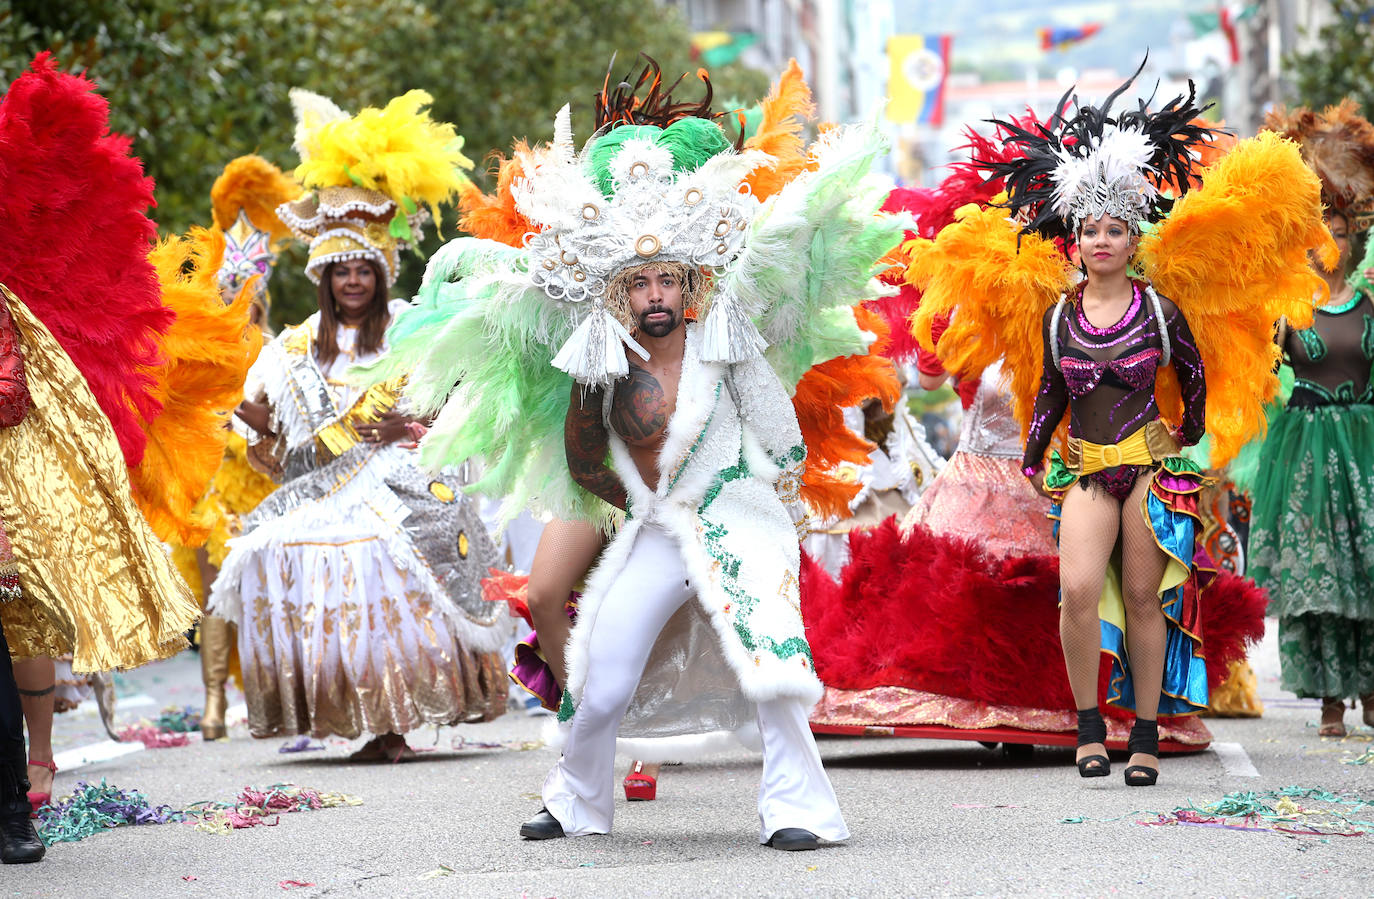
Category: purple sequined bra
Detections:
[{"x1": 1060, "y1": 347, "x2": 1162, "y2": 397}]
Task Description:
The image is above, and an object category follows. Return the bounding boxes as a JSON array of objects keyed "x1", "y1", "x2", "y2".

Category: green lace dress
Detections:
[{"x1": 1249, "y1": 288, "x2": 1374, "y2": 699}]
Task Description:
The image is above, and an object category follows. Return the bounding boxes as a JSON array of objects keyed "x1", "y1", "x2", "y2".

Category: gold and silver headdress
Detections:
[
  {"x1": 513, "y1": 61, "x2": 771, "y2": 384},
  {"x1": 279, "y1": 89, "x2": 473, "y2": 286}
]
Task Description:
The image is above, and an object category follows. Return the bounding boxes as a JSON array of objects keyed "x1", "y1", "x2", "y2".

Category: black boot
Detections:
[{"x1": 0, "y1": 763, "x2": 44, "y2": 863}]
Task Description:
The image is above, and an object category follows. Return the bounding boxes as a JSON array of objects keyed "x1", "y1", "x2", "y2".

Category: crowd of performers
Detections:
[{"x1": 0, "y1": 47, "x2": 1372, "y2": 864}]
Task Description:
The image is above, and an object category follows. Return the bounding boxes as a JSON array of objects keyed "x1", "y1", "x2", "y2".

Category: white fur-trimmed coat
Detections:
[{"x1": 556, "y1": 323, "x2": 823, "y2": 760}]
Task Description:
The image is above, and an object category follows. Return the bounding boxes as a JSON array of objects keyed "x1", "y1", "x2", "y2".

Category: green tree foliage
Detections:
[
  {"x1": 1285, "y1": 0, "x2": 1374, "y2": 116},
  {"x1": 0, "y1": 0, "x2": 769, "y2": 326}
]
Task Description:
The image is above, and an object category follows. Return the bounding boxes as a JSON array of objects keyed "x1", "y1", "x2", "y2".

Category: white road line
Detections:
[
  {"x1": 54, "y1": 740, "x2": 145, "y2": 771},
  {"x1": 1211, "y1": 741, "x2": 1259, "y2": 777}
]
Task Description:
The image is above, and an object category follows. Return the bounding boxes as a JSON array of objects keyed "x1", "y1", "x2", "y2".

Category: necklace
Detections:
[{"x1": 1319, "y1": 284, "x2": 1362, "y2": 315}]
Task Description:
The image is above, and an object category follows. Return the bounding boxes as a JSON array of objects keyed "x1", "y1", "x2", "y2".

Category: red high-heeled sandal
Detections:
[
  {"x1": 622, "y1": 760, "x2": 657, "y2": 802},
  {"x1": 27, "y1": 758, "x2": 57, "y2": 817}
]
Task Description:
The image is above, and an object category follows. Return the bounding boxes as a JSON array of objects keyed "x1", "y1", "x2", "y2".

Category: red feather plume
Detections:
[{"x1": 0, "y1": 53, "x2": 169, "y2": 466}]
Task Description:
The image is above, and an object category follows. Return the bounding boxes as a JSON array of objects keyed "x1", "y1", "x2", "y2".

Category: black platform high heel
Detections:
[
  {"x1": 1124, "y1": 718, "x2": 1159, "y2": 787},
  {"x1": 1075, "y1": 707, "x2": 1110, "y2": 778}
]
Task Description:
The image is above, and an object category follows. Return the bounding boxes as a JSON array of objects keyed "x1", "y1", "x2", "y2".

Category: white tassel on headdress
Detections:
[
  {"x1": 699, "y1": 287, "x2": 768, "y2": 364},
  {"x1": 550, "y1": 304, "x2": 650, "y2": 388}
]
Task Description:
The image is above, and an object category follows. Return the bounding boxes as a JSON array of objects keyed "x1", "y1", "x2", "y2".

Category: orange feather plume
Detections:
[
  {"x1": 131, "y1": 228, "x2": 263, "y2": 545},
  {"x1": 743, "y1": 59, "x2": 818, "y2": 201},
  {"x1": 793, "y1": 304, "x2": 903, "y2": 520},
  {"x1": 210, "y1": 155, "x2": 301, "y2": 247},
  {"x1": 457, "y1": 144, "x2": 533, "y2": 247}
]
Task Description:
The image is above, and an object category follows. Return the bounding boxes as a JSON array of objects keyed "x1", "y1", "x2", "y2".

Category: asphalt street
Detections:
[{"x1": 9, "y1": 620, "x2": 1372, "y2": 898}]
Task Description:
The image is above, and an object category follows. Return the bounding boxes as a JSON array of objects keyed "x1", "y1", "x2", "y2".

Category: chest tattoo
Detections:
[{"x1": 611, "y1": 366, "x2": 670, "y2": 442}]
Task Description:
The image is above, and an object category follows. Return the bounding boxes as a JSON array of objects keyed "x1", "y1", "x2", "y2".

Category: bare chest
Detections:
[{"x1": 610, "y1": 364, "x2": 680, "y2": 449}]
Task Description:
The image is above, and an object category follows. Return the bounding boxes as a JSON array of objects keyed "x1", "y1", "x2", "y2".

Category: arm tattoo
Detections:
[
  {"x1": 564, "y1": 383, "x2": 627, "y2": 510},
  {"x1": 608, "y1": 365, "x2": 669, "y2": 442}
]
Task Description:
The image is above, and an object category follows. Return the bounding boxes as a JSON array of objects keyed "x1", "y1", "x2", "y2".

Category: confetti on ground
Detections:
[
  {"x1": 115, "y1": 722, "x2": 191, "y2": 749},
  {"x1": 420, "y1": 865, "x2": 455, "y2": 879},
  {"x1": 450, "y1": 735, "x2": 545, "y2": 752},
  {"x1": 156, "y1": 706, "x2": 203, "y2": 733},
  {"x1": 279, "y1": 736, "x2": 326, "y2": 753},
  {"x1": 37, "y1": 781, "x2": 182, "y2": 844},
  {"x1": 1343, "y1": 748, "x2": 1374, "y2": 766},
  {"x1": 188, "y1": 785, "x2": 362, "y2": 834},
  {"x1": 278, "y1": 880, "x2": 315, "y2": 890},
  {"x1": 1062, "y1": 787, "x2": 1374, "y2": 837},
  {"x1": 36, "y1": 781, "x2": 361, "y2": 844},
  {"x1": 181, "y1": 876, "x2": 198, "y2": 882}
]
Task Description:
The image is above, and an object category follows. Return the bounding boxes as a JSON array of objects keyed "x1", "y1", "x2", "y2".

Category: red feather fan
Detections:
[
  {"x1": 800, "y1": 517, "x2": 1268, "y2": 719},
  {"x1": 0, "y1": 53, "x2": 169, "y2": 466}
]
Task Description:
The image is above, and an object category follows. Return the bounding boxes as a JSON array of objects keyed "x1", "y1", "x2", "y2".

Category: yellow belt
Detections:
[{"x1": 1063, "y1": 420, "x2": 1179, "y2": 477}]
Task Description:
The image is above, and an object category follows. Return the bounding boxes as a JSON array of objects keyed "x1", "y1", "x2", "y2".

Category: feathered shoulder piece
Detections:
[
  {"x1": 0, "y1": 52, "x2": 169, "y2": 467},
  {"x1": 874, "y1": 110, "x2": 1052, "y2": 365},
  {"x1": 1262, "y1": 99, "x2": 1374, "y2": 232},
  {"x1": 982, "y1": 61, "x2": 1215, "y2": 246},
  {"x1": 134, "y1": 228, "x2": 262, "y2": 544},
  {"x1": 1140, "y1": 130, "x2": 1335, "y2": 466}
]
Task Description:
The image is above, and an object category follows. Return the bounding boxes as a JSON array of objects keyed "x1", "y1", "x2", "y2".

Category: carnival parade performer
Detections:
[
  {"x1": 455, "y1": 60, "x2": 900, "y2": 807},
  {"x1": 357, "y1": 57, "x2": 907, "y2": 847},
  {"x1": 207, "y1": 90, "x2": 510, "y2": 760},
  {"x1": 804, "y1": 124, "x2": 1264, "y2": 755},
  {"x1": 166, "y1": 155, "x2": 299, "y2": 742},
  {"x1": 904, "y1": 66, "x2": 1333, "y2": 786},
  {"x1": 0, "y1": 55, "x2": 251, "y2": 860},
  {"x1": 1249, "y1": 102, "x2": 1374, "y2": 737}
]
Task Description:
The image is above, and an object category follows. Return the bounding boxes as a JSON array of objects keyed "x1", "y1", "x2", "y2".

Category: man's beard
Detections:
[{"x1": 637, "y1": 305, "x2": 682, "y2": 338}]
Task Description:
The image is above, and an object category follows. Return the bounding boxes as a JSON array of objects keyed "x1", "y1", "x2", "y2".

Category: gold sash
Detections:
[{"x1": 1062, "y1": 420, "x2": 1179, "y2": 476}]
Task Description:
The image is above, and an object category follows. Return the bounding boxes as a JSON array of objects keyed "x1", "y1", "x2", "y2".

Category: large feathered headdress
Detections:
[
  {"x1": 279, "y1": 90, "x2": 473, "y2": 286},
  {"x1": 980, "y1": 62, "x2": 1216, "y2": 246},
  {"x1": 513, "y1": 56, "x2": 773, "y2": 386},
  {"x1": 210, "y1": 155, "x2": 301, "y2": 306},
  {"x1": 1262, "y1": 99, "x2": 1374, "y2": 233}
]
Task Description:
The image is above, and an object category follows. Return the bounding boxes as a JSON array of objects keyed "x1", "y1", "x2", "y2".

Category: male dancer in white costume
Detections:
[{"x1": 520, "y1": 262, "x2": 849, "y2": 851}]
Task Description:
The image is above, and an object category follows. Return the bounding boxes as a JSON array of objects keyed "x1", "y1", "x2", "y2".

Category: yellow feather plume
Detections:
[
  {"x1": 293, "y1": 89, "x2": 474, "y2": 228},
  {"x1": 131, "y1": 228, "x2": 263, "y2": 545},
  {"x1": 211, "y1": 155, "x2": 302, "y2": 247},
  {"x1": 1140, "y1": 131, "x2": 1335, "y2": 467},
  {"x1": 907, "y1": 203, "x2": 1075, "y2": 442}
]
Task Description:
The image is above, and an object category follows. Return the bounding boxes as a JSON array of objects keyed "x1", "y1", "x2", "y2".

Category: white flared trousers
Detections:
[{"x1": 542, "y1": 523, "x2": 849, "y2": 843}]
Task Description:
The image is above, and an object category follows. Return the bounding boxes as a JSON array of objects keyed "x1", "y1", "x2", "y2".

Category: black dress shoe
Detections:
[
  {"x1": 765, "y1": 828, "x2": 820, "y2": 851},
  {"x1": 519, "y1": 809, "x2": 565, "y2": 840},
  {"x1": 0, "y1": 809, "x2": 45, "y2": 864}
]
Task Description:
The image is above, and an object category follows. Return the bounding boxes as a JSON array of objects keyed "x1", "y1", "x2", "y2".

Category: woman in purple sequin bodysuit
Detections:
[{"x1": 1021, "y1": 210, "x2": 1211, "y2": 787}]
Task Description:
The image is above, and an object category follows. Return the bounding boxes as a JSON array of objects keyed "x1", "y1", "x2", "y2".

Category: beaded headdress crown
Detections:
[{"x1": 513, "y1": 57, "x2": 771, "y2": 385}]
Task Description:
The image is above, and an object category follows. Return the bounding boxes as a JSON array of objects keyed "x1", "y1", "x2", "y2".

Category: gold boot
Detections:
[{"x1": 199, "y1": 615, "x2": 232, "y2": 741}]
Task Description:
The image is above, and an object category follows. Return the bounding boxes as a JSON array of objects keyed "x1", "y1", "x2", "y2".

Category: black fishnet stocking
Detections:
[
  {"x1": 1058, "y1": 472, "x2": 1170, "y2": 767},
  {"x1": 527, "y1": 519, "x2": 606, "y2": 688}
]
